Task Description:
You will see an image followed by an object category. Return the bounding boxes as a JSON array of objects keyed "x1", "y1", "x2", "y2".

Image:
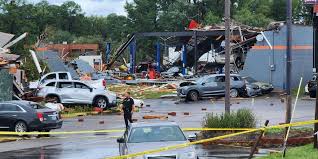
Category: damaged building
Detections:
[{"x1": 241, "y1": 24, "x2": 313, "y2": 89}]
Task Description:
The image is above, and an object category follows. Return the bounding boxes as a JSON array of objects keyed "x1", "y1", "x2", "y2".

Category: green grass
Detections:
[
  {"x1": 264, "y1": 127, "x2": 313, "y2": 135},
  {"x1": 259, "y1": 144, "x2": 318, "y2": 159},
  {"x1": 141, "y1": 91, "x2": 174, "y2": 99},
  {"x1": 203, "y1": 108, "x2": 256, "y2": 128},
  {"x1": 291, "y1": 86, "x2": 305, "y2": 97}
]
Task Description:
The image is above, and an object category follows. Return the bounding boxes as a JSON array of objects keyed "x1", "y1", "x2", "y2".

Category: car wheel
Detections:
[
  {"x1": 230, "y1": 89, "x2": 239, "y2": 98},
  {"x1": 15, "y1": 121, "x2": 28, "y2": 135},
  {"x1": 95, "y1": 96, "x2": 108, "y2": 109},
  {"x1": 309, "y1": 91, "x2": 316, "y2": 98},
  {"x1": 188, "y1": 91, "x2": 199, "y2": 101},
  {"x1": 45, "y1": 95, "x2": 60, "y2": 103}
]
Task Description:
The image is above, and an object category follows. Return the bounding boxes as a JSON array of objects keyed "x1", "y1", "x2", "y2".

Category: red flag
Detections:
[{"x1": 188, "y1": 20, "x2": 199, "y2": 29}]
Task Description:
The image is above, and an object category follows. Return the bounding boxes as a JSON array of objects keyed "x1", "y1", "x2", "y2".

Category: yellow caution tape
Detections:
[
  {"x1": 183, "y1": 128, "x2": 257, "y2": 131},
  {"x1": 0, "y1": 128, "x2": 257, "y2": 136},
  {"x1": 107, "y1": 120, "x2": 318, "y2": 159},
  {"x1": 0, "y1": 120, "x2": 316, "y2": 136}
]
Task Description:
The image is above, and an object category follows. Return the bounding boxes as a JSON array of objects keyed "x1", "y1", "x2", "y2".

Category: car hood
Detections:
[
  {"x1": 126, "y1": 141, "x2": 195, "y2": 157},
  {"x1": 253, "y1": 82, "x2": 272, "y2": 88}
]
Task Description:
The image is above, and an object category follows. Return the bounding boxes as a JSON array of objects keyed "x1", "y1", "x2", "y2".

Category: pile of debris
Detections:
[
  {"x1": 0, "y1": 32, "x2": 30, "y2": 101},
  {"x1": 108, "y1": 83, "x2": 177, "y2": 99}
]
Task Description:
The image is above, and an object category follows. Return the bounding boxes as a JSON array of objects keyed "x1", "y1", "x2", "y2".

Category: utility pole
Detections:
[
  {"x1": 194, "y1": 31, "x2": 198, "y2": 74},
  {"x1": 285, "y1": 0, "x2": 292, "y2": 134},
  {"x1": 224, "y1": 0, "x2": 231, "y2": 113},
  {"x1": 314, "y1": 4, "x2": 318, "y2": 149}
]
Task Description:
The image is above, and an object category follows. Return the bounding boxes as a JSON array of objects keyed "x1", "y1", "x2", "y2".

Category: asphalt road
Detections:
[{"x1": 0, "y1": 97, "x2": 315, "y2": 159}]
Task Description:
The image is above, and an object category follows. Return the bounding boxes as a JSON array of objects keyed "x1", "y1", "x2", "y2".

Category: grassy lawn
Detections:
[{"x1": 260, "y1": 144, "x2": 318, "y2": 159}]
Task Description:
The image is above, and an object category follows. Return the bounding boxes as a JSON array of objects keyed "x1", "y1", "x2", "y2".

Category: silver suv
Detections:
[
  {"x1": 37, "y1": 80, "x2": 117, "y2": 109},
  {"x1": 177, "y1": 74, "x2": 246, "y2": 101}
]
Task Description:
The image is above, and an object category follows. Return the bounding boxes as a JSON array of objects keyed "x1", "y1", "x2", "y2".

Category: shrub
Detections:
[{"x1": 202, "y1": 108, "x2": 256, "y2": 128}]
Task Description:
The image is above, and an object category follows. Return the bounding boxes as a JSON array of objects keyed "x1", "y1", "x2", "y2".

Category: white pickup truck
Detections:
[{"x1": 29, "y1": 72, "x2": 106, "y2": 89}]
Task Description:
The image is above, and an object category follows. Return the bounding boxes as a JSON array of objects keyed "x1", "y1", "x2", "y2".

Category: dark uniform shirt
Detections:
[{"x1": 122, "y1": 97, "x2": 134, "y2": 114}]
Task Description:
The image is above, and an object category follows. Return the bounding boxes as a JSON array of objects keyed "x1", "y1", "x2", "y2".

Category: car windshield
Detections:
[
  {"x1": 244, "y1": 77, "x2": 257, "y2": 83},
  {"x1": 128, "y1": 126, "x2": 187, "y2": 143}
]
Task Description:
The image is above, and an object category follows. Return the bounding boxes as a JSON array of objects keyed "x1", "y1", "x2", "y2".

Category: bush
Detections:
[{"x1": 202, "y1": 108, "x2": 256, "y2": 128}]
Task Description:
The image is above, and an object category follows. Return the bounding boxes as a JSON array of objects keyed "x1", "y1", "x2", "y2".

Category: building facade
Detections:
[{"x1": 241, "y1": 24, "x2": 313, "y2": 89}]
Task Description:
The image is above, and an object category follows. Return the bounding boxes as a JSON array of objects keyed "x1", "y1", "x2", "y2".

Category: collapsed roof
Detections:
[{"x1": 173, "y1": 22, "x2": 261, "y2": 68}]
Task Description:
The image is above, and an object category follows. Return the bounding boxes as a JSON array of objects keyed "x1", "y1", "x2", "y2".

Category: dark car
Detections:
[
  {"x1": 306, "y1": 74, "x2": 317, "y2": 98},
  {"x1": 309, "y1": 84, "x2": 317, "y2": 98},
  {"x1": 177, "y1": 74, "x2": 246, "y2": 101},
  {"x1": 0, "y1": 100, "x2": 63, "y2": 133}
]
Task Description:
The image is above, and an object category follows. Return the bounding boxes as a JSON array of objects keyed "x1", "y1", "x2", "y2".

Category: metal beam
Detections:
[{"x1": 135, "y1": 30, "x2": 243, "y2": 37}]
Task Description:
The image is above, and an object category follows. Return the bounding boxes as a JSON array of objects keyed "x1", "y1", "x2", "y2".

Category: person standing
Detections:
[{"x1": 122, "y1": 92, "x2": 134, "y2": 128}]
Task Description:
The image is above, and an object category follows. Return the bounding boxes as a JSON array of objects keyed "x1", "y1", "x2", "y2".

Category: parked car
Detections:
[
  {"x1": 37, "y1": 80, "x2": 117, "y2": 109},
  {"x1": 117, "y1": 122, "x2": 198, "y2": 159},
  {"x1": 309, "y1": 84, "x2": 317, "y2": 98},
  {"x1": 0, "y1": 100, "x2": 62, "y2": 133},
  {"x1": 177, "y1": 74, "x2": 246, "y2": 101},
  {"x1": 305, "y1": 74, "x2": 317, "y2": 97},
  {"x1": 29, "y1": 71, "x2": 106, "y2": 89},
  {"x1": 242, "y1": 76, "x2": 274, "y2": 94}
]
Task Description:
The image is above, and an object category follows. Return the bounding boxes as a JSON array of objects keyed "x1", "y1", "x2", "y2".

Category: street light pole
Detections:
[{"x1": 224, "y1": 0, "x2": 231, "y2": 113}]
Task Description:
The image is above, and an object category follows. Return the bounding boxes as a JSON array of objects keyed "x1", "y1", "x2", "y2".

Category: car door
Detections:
[
  {"x1": 73, "y1": 82, "x2": 92, "y2": 103},
  {"x1": 200, "y1": 77, "x2": 219, "y2": 96},
  {"x1": 0, "y1": 104, "x2": 25, "y2": 129},
  {"x1": 0, "y1": 104, "x2": 10, "y2": 129},
  {"x1": 56, "y1": 82, "x2": 75, "y2": 103},
  {"x1": 231, "y1": 76, "x2": 244, "y2": 88},
  {"x1": 214, "y1": 76, "x2": 226, "y2": 94}
]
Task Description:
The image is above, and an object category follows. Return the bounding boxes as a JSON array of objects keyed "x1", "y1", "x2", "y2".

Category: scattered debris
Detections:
[
  {"x1": 143, "y1": 115, "x2": 168, "y2": 120},
  {"x1": 168, "y1": 112, "x2": 177, "y2": 116}
]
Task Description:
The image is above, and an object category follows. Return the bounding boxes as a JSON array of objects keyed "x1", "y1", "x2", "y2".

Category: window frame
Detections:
[
  {"x1": 0, "y1": 103, "x2": 26, "y2": 113},
  {"x1": 74, "y1": 82, "x2": 90, "y2": 90},
  {"x1": 58, "y1": 73, "x2": 69, "y2": 80},
  {"x1": 57, "y1": 82, "x2": 74, "y2": 89}
]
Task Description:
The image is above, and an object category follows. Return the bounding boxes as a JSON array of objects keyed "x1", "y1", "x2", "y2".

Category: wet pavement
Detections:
[{"x1": 0, "y1": 97, "x2": 315, "y2": 159}]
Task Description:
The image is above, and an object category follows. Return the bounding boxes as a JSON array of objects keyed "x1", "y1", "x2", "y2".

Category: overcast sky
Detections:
[{"x1": 28, "y1": 0, "x2": 133, "y2": 16}]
